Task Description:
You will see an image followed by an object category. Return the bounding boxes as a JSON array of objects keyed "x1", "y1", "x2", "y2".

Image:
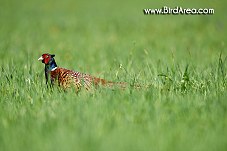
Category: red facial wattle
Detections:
[{"x1": 38, "y1": 53, "x2": 52, "y2": 64}]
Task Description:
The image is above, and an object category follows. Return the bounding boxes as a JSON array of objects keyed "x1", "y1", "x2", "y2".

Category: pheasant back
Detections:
[{"x1": 51, "y1": 67, "x2": 112, "y2": 91}]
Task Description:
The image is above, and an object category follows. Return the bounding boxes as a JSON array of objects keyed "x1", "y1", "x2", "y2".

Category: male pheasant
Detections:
[{"x1": 38, "y1": 53, "x2": 126, "y2": 91}]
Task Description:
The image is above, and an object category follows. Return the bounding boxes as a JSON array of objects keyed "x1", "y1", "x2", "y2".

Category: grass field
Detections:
[{"x1": 0, "y1": 0, "x2": 227, "y2": 151}]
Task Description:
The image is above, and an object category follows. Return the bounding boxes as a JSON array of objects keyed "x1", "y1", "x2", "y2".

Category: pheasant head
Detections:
[
  {"x1": 38, "y1": 53, "x2": 58, "y2": 84},
  {"x1": 38, "y1": 53, "x2": 55, "y2": 64},
  {"x1": 38, "y1": 53, "x2": 57, "y2": 70}
]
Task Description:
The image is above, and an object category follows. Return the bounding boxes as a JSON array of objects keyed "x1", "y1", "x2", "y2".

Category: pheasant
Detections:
[{"x1": 38, "y1": 53, "x2": 126, "y2": 91}]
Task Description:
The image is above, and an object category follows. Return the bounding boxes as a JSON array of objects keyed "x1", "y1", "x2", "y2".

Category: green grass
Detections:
[{"x1": 0, "y1": 0, "x2": 227, "y2": 151}]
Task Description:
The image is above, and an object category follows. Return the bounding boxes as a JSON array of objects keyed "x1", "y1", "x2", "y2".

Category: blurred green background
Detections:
[
  {"x1": 0, "y1": 0, "x2": 226, "y2": 68},
  {"x1": 0, "y1": 0, "x2": 227, "y2": 151}
]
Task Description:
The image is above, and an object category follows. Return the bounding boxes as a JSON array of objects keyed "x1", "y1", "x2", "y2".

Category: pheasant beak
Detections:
[{"x1": 38, "y1": 56, "x2": 44, "y2": 61}]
